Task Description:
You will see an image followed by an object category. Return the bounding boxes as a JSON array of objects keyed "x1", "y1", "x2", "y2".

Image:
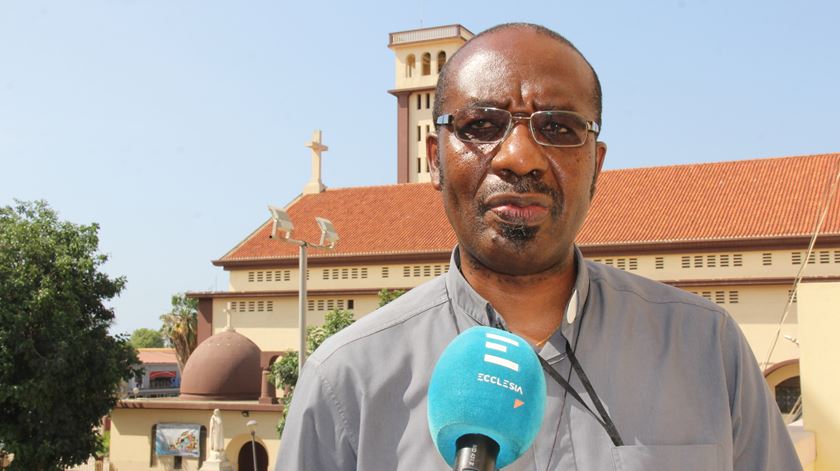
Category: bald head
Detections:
[{"x1": 433, "y1": 23, "x2": 603, "y2": 127}]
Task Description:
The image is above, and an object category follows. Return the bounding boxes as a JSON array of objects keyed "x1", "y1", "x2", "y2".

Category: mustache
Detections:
[{"x1": 477, "y1": 179, "x2": 563, "y2": 219}]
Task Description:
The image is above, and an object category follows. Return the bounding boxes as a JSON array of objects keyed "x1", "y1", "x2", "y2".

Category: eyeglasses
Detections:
[{"x1": 435, "y1": 107, "x2": 600, "y2": 148}]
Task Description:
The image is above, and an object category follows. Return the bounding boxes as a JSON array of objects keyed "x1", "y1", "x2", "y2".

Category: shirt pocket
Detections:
[{"x1": 611, "y1": 444, "x2": 720, "y2": 471}]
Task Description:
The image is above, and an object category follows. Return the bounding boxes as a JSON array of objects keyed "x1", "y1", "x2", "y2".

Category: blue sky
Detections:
[{"x1": 1, "y1": 1, "x2": 838, "y2": 334}]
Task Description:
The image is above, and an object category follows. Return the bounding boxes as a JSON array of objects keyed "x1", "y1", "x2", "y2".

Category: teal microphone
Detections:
[{"x1": 427, "y1": 326, "x2": 546, "y2": 470}]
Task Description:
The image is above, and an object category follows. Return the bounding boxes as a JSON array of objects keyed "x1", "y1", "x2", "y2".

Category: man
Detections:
[{"x1": 276, "y1": 23, "x2": 801, "y2": 470}]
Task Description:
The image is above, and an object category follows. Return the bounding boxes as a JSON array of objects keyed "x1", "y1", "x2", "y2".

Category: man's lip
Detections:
[
  {"x1": 484, "y1": 193, "x2": 551, "y2": 209},
  {"x1": 484, "y1": 193, "x2": 551, "y2": 225}
]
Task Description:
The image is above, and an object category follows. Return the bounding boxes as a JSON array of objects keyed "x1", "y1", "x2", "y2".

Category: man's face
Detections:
[{"x1": 428, "y1": 29, "x2": 607, "y2": 276}]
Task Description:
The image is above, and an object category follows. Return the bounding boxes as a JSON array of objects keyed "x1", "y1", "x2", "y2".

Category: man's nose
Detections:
[{"x1": 490, "y1": 121, "x2": 549, "y2": 179}]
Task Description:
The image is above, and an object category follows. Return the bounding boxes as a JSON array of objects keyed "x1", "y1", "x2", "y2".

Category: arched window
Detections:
[
  {"x1": 406, "y1": 54, "x2": 416, "y2": 78},
  {"x1": 437, "y1": 51, "x2": 446, "y2": 73},
  {"x1": 422, "y1": 53, "x2": 431, "y2": 76}
]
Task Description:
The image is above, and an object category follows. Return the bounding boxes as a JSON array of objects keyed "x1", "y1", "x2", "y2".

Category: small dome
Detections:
[{"x1": 179, "y1": 329, "x2": 262, "y2": 400}]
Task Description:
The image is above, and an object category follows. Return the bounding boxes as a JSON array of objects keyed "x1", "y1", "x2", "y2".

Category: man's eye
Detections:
[
  {"x1": 467, "y1": 119, "x2": 496, "y2": 130},
  {"x1": 542, "y1": 121, "x2": 571, "y2": 134}
]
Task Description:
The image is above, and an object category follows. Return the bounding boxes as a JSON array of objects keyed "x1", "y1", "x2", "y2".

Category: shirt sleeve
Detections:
[
  {"x1": 275, "y1": 358, "x2": 358, "y2": 471},
  {"x1": 723, "y1": 315, "x2": 802, "y2": 471}
]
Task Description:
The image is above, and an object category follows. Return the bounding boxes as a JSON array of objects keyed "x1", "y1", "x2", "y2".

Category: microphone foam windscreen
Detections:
[{"x1": 427, "y1": 326, "x2": 546, "y2": 468}]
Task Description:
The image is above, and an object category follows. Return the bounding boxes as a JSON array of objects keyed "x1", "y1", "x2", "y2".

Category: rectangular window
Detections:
[
  {"x1": 257, "y1": 301, "x2": 264, "y2": 312},
  {"x1": 707, "y1": 255, "x2": 716, "y2": 268},
  {"x1": 361, "y1": 267, "x2": 368, "y2": 279},
  {"x1": 417, "y1": 158, "x2": 421, "y2": 174},
  {"x1": 733, "y1": 254, "x2": 743, "y2": 267},
  {"x1": 694, "y1": 255, "x2": 703, "y2": 268},
  {"x1": 701, "y1": 291, "x2": 711, "y2": 301},
  {"x1": 266, "y1": 301, "x2": 273, "y2": 311},
  {"x1": 413, "y1": 266, "x2": 421, "y2": 277},
  {"x1": 835, "y1": 251, "x2": 840, "y2": 263},
  {"x1": 341, "y1": 268, "x2": 349, "y2": 280},
  {"x1": 792, "y1": 252, "x2": 802, "y2": 265},
  {"x1": 248, "y1": 301, "x2": 255, "y2": 312},
  {"x1": 681, "y1": 256, "x2": 690, "y2": 268},
  {"x1": 715, "y1": 291, "x2": 725, "y2": 304},
  {"x1": 617, "y1": 259, "x2": 626, "y2": 270},
  {"x1": 265, "y1": 271, "x2": 273, "y2": 282},
  {"x1": 807, "y1": 252, "x2": 816, "y2": 264},
  {"x1": 307, "y1": 300, "x2": 315, "y2": 311},
  {"x1": 322, "y1": 270, "x2": 329, "y2": 280},
  {"x1": 317, "y1": 300, "x2": 325, "y2": 311},
  {"x1": 426, "y1": 93, "x2": 430, "y2": 108},
  {"x1": 403, "y1": 266, "x2": 411, "y2": 277},
  {"x1": 629, "y1": 258, "x2": 638, "y2": 270},
  {"x1": 762, "y1": 253, "x2": 772, "y2": 266},
  {"x1": 348, "y1": 299, "x2": 355, "y2": 309},
  {"x1": 729, "y1": 291, "x2": 739, "y2": 304},
  {"x1": 382, "y1": 267, "x2": 389, "y2": 278},
  {"x1": 256, "y1": 272, "x2": 264, "y2": 282},
  {"x1": 820, "y1": 251, "x2": 830, "y2": 264},
  {"x1": 423, "y1": 265, "x2": 431, "y2": 276},
  {"x1": 720, "y1": 254, "x2": 730, "y2": 267},
  {"x1": 605, "y1": 258, "x2": 614, "y2": 266},
  {"x1": 417, "y1": 95, "x2": 421, "y2": 110},
  {"x1": 655, "y1": 257, "x2": 664, "y2": 269},
  {"x1": 248, "y1": 271, "x2": 255, "y2": 282},
  {"x1": 417, "y1": 125, "x2": 421, "y2": 142}
]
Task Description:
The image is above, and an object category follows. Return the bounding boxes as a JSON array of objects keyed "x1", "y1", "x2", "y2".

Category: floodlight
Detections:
[
  {"x1": 268, "y1": 205, "x2": 294, "y2": 239},
  {"x1": 246, "y1": 419, "x2": 258, "y2": 430},
  {"x1": 315, "y1": 217, "x2": 339, "y2": 248}
]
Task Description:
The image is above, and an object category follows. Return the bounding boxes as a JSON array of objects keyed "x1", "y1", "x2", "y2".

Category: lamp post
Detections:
[
  {"x1": 246, "y1": 419, "x2": 258, "y2": 471},
  {"x1": 268, "y1": 205, "x2": 339, "y2": 369}
]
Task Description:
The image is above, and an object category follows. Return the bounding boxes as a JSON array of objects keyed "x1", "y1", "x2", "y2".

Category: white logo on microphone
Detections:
[{"x1": 483, "y1": 332, "x2": 520, "y2": 372}]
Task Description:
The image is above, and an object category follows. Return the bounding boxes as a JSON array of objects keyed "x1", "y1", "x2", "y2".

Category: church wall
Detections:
[
  {"x1": 681, "y1": 284, "x2": 800, "y2": 367},
  {"x1": 110, "y1": 407, "x2": 279, "y2": 471},
  {"x1": 215, "y1": 247, "x2": 835, "y2": 359},
  {"x1": 211, "y1": 294, "x2": 381, "y2": 352},
  {"x1": 587, "y1": 247, "x2": 840, "y2": 282},
  {"x1": 228, "y1": 261, "x2": 450, "y2": 292},
  {"x1": 798, "y1": 281, "x2": 840, "y2": 470}
]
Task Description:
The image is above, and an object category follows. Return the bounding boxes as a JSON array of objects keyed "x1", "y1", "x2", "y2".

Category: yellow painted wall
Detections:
[
  {"x1": 110, "y1": 407, "x2": 279, "y2": 471},
  {"x1": 218, "y1": 248, "x2": 838, "y2": 359},
  {"x1": 212, "y1": 294, "x2": 381, "y2": 352},
  {"x1": 798, "y1": 281, "x2": 840, "y2": 470}
]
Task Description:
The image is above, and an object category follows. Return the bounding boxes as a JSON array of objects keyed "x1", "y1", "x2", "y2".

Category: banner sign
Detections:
[{"x1": 155, "y1": 423, "x2": 201, "y2": 457}]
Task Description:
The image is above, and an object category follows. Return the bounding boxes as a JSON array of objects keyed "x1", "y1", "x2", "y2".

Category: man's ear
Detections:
[
  {"x1": 590, "y1": 141, "x2": 607, "y2": 198},
  {"x1": 427, "y1": 132, "x2": 442, "y2": 190}
]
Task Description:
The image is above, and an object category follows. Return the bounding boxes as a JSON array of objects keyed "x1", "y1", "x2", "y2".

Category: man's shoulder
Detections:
[
  {"x1": 308, "y1": 276, "x2": 450, "y2": 366},
  {"x1": 585, "y1": 259, "x2": 726, "y2": 317}
]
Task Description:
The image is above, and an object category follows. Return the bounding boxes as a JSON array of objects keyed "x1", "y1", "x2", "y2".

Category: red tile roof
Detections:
[
  {"x1": 217, "y1": 153, "x2": 840, "y2": 264},
  {"x1": 137, "y1": 348, "x2": 177, "y2": 364}
]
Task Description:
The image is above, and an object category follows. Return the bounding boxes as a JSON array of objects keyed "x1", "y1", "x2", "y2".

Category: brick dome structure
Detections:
[{"x1": 179, "y1": 328, "x2": 262, "y2": 400}]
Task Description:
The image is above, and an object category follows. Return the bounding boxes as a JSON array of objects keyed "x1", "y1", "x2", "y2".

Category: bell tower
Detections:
[{"x1": 388, "y1": 25, "x2": 474, "y2": 183}]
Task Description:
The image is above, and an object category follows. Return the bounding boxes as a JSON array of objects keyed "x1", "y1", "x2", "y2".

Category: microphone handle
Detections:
[{"x1": 453, "y1": 434, "x2": 500, "y2": 471}]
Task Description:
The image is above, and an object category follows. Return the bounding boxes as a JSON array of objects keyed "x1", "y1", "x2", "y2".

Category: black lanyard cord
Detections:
[{"x1": 539, "y1": 343, "x2": 624, "y2": 447}]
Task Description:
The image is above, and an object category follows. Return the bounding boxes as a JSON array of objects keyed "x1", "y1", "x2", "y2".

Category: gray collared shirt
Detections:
[{"x1": 276, "y1": 247, "x2": 801, "y2": 470}]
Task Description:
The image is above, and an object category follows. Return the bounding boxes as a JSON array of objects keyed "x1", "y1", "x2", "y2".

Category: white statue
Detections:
[
  {"x1": 209, "y1": 409, "x2": 224, "y2": 452},
  {"x1": 201, "y1": 409, "x2": 233, "y2": 470}
]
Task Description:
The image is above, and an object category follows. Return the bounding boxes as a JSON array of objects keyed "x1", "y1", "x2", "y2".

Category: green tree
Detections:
[
  {"x1": 159, "y1": 294, "x2": 197, "y2": 372},
  {"x1": 0, "y1": 200, "x2": 138, "y2": 470},
  {"x1": 377, "y1": 288, "x2": 406, "y2": 307},
  {"x1": 270, "y1": 309, "x2": 354, "y2": 436},
  {"x1": 129, "y1": 327, "x2": 164, "y2": 349}
]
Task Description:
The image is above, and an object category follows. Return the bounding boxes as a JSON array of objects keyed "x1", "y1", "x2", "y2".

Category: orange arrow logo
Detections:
[{"x1": 513, "y1": 399, "x2": 524, "y2": 409}]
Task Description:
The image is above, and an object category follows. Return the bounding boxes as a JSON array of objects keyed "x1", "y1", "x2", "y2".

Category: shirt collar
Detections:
[{"x1": 444, "y1": 245, "x2": 591, "y2": 355}]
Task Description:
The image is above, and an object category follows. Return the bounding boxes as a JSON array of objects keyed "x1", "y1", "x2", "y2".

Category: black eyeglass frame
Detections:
[{"x1": 435, "y1": 107, "x2": 601, "y2": 148}]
